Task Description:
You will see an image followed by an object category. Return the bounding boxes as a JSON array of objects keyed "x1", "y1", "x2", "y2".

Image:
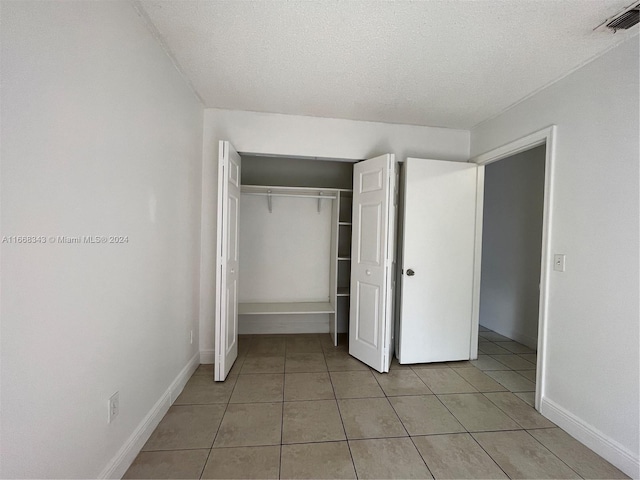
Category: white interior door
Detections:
[
  {"x1": 214, "y1": 141, "x2": 241, "y2": 381},
  {"x1": 398, "y1": 158, "x2": 479, "y2": 364},
  {"x1": 349, "y1": 154, "x2": 396, "y2": 373}
]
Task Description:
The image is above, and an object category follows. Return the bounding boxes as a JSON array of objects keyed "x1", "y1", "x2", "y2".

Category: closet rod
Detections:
[
  {"x1": 242, "y1": 192, "x2": 337, "y2": 200},
  {"x1": 243, "y1": 190, "x2": 336, "y2": 213}
]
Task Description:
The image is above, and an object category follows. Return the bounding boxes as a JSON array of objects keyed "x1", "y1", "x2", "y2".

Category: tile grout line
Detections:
[
  {"x1": 371, "y1": 370, "x2": 412, "y2": 437},
  {"x1": 407, "y1": 435, "x2": 436, "y2": 479},
  {"x1": 459, "y1": 329, "x2": 551, "y2": 479},
  {"x1": 326, "y1": 350, "x2": 359, "y2": 479},
  {"x1": 467, "y1": 431, "x2": 513, "y2": 479},
  {"x1": 138, "y1": 424, "x2": 565, "y2": 455},
  {"x1": 379, "y1": 367, "x2": 440, "y2": 478},
  {"x1": 446, "y1": 365, "x2": 481, "y2": 393},
  {"x1": 198, "y1": 341, "x2": 251, "y2": 480},
  {"x1": 372, "y1": 370, "x2": 437, "y2": 479},
  {"x1": 141, "y1": 446, "x2": 218, "y2": 453},
  {"x1": 475, "y1": 331, "x2": 523, "y2": 479},
  {"x1": 478, "y1": 391, "x2": 530, "y2": 430},
  {"x1": 430, "y1": 390, "x2": 472, "y2": 437},
  {"x1": 198, "y1": 447, "x2": 213, "y2": 479},
  {"x1": 207, "y1": 360, "x2": 239, "y2": 452},
  {"x1": 480, "y1": 390, "x2": 550, "y2": 430},
  {"x1": 522, "y1": 429, "x2": 586, "y2": 479},
  {"x1": 277, "y1": 335, "x2": 289, "y2": 479}
]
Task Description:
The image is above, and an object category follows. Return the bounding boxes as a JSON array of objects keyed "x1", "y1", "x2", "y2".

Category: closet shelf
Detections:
[
  {"x1": 339, "y1": 222, "x2": 352, "y2": 226},
  {"x1": 238, "y1": 302, "x2": 335, "y2": 315},
  {"x1": 241, "y1": 185, "x2": 340, "y2": 198},
  {"x1": 337, "y1": 288, "x2": 350, "y2": 297},
  {"x1": 338, "y1": 256, "x2": 351, "y2": 261}
]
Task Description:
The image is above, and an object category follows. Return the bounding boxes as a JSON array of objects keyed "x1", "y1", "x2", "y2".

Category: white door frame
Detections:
[{"x1": 470, "y1": 125, "x2": 556, "y2": 411}]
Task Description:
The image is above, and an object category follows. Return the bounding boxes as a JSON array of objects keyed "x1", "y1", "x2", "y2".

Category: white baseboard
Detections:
[
  {"x1": 540, "y1": 397, "x2": 639, "y2": 478},
  {"x1": 239, "y1": 314, "x2": 329, "y2": 334},
  {"x1": 98, "y1": 351, "x2": 200, "y2": 479},
  {"x1": 200, "y1": 349, "x2": 215, "y2": 364}
]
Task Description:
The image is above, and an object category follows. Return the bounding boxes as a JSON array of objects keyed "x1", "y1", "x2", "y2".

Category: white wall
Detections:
[
  {"x1": 200, "y1": 109, "x2": 469, "y2": 361},
  {"x1": 472, "y1": 38, "x2": 639, "y2": 477},
  {"x1": 1, "y1": 2, "x2": 203, "y2": 478},
  {"x1": 239, "y1": 194, "x2": 332, "y2": 303},
  {"x1": 479, "y1": 145, "x2": 546, "y2": 349}
]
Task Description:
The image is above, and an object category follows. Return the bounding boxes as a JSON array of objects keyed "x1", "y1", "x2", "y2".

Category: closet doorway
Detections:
[
  {"x1": 237, "y1": 153, "x2": 353, "y2": 341},
  {"x1": 214, "y1": 143, "x2": 397, "y2": 380}
]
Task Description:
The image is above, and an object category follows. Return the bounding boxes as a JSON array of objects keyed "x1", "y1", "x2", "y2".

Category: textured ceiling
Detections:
[{"x1": 137, "y1": 0, "x2": 638, "y2": 129}]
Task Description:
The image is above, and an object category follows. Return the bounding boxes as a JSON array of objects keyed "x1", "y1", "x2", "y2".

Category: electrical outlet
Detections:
[
  {"x1": 190, "y1": 330, "x2": 193, "y2": 344},
  {"x1": 108, "y1": 391, "x2": 120, "y2": 423}
]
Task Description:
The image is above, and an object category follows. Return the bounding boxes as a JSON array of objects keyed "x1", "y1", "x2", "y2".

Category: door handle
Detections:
[{"x1": 406, "y1": 269, "x2": 415, "y2": 276}]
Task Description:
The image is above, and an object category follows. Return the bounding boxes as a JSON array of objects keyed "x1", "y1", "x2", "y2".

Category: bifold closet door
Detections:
[
  {"x1": 349, "y1": 154, "x2": 396, "y2": 373},
  {"x1": 214, "y1": 141, "x2": 241, "y2": 381}
]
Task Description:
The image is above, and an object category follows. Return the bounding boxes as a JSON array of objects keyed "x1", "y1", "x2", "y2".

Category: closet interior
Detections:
[{"x1": 237, "y1": 154, "x2": 354, "y2": 346}]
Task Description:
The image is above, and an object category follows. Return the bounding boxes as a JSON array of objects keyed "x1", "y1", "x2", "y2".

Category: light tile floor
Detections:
[{"x1": 124, "y1": 329, "x2": 628, "y2": 479}]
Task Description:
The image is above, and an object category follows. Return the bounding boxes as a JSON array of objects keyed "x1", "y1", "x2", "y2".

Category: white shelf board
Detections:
[
  {"x1": 337, "y1": 288, "x2": 350, "y2": 297},
  {"x1": 238, "y1": 302, "x2": 335, "y2": 315},
  {"x1": 339, "y1": 222, "x2": 352, "y2": 226},
  {"x1": 338, "y1": 256, "x2": 351, "y2": 261},
  {"x1": 241, "y1": 184, "x2": 340, "y2": 197}
]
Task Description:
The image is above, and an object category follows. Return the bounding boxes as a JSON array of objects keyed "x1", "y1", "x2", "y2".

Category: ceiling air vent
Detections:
[{"x1": 595, "y1": 1, "x2": 640, "y2": 31}]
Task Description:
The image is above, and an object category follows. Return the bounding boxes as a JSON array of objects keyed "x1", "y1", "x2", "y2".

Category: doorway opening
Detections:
[
  {"x1": 477, "y1": 143, "x2": 545, "y2": 408},
  {"x1": 471, "y1": 126, "x2": 556, "y2": 411}
]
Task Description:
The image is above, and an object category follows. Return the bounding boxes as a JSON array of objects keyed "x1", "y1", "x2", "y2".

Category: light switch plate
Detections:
[{"x1": 554, "y1": 254, "x2": 566, "y2": 272}]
